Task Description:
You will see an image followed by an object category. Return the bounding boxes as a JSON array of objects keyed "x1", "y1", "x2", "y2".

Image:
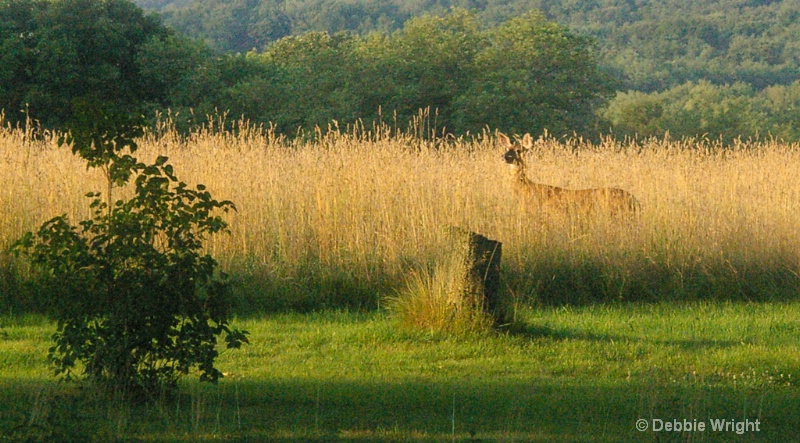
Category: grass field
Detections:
[
  {"x1": 2, "y1": 117, "x2": 800, "y2": 441},
  {"x1": 2, "y1": 303, "x2": 800, "y2": 441},
  {"x1": 2, "y1": 117, "x2": 800, "y2": 310}
]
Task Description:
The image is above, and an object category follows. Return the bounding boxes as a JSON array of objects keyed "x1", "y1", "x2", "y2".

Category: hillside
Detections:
[
  {"x1": 131, "y1": 0, "x2": 800, "y2": 92},
  {"x1": 3, "y1": 0, "x2": 797, "y2": 140}
]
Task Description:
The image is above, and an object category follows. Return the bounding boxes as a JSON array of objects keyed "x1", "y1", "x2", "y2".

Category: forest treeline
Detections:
[
  {"x1": 0, "y1": 1, "x2": 610, "y2": 137},
  {"x1": 137, "y1": 0, "x2": 799, "y2": 90},
  {"x1": 1, "y1": 0, "x2": 799, "y2": 141},
  {"x1": 134, "y1": 0, "x2": 800, "y2": 141}
]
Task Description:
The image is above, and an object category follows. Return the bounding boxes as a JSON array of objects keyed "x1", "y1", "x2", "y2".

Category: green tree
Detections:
[
  {"x1": 603, "y1": 80, "x2": 764, "y2": 143},
  {"x1": 250, "y1": 0, "x2": 292, "y2": 49},
  {"x1": 454, "y1": 10, "x2": 613, "y2": 136},
  {"x1": 660, "y1": 81, "x2": 758, "y2": 144},
  {"x1": 0, "y1": 0, "x2": 172, "y2": 129},
  {"x1": 136, "y1": 34, "x2": 212, "y2": 109},
  {"x1": 0, "y1": 0, "x2": 40, "y2": 120},
  {"x1": 359, "y1": 8, "x2": 484, "y2": 132},
  {"x1": 219, "y1": 8, "x2": 614, "y2": 137},
  {"x1": 261, "y1": 31, "x2": 359, "y2": 131},
  {"x1": 218, "y1": 52, "x2": 294, "y2": 129},
  {"x1": 136, "y1": 34, "x2": 263, "y2": 130},
  {"x1": 755, "y1": 80, "x2": 800, "y2": 141},
  {"x1": 602, "y1": 90, "x2": 666, "y2": 139},
  {"x1": 163, "y1": 0, "x2": 291, "y2": 52}
]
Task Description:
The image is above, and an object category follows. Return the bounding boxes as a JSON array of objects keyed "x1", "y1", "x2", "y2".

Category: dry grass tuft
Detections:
[{"x1": 385, "y1": 254, "x2": 495, "y2": 335}]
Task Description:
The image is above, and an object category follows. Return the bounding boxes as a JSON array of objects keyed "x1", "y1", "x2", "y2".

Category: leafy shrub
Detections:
[{"x1": 12, "y1": 109, "x2": 248, "y2": 400}]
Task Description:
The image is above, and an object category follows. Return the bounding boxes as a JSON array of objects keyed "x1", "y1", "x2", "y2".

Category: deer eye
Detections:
[{"x1": 503, "y1": 150, "x2": 518, "y2": 163}]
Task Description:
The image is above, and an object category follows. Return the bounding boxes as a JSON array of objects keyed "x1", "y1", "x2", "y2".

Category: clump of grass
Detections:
[{"x1": 386, "y1": 254, "x2": 494, "y2": 335}]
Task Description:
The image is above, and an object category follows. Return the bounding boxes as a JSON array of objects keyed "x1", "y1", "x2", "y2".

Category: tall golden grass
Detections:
[{"x1": 2, "y1": 114, "x2": 800, "y2": 311}]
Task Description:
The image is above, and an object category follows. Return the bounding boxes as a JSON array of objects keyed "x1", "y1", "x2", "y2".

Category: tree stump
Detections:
[{"x1": 445, "y1": 227, "x2": 509, "y2": 325}]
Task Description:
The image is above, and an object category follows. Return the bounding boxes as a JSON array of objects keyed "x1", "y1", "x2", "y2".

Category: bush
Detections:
[{"x1": 12, "y1": 110, "x2": 248, "y2": 400}]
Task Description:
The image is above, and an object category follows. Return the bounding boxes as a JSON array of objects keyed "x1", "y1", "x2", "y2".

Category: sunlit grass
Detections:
[
  {"x1": 2, "y1": 117, "x2": 800, "y2": 312},
  {"x1": 1, "y1": 303, "x2": 799, "y2": 441}
]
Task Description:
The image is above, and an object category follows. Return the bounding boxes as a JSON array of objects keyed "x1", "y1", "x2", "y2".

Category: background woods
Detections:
[{"x1": 1, "y1": 0, "x2": 798, "y2": 141}]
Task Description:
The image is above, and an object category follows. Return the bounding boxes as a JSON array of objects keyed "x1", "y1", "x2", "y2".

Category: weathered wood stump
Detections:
[{"x1": 445, "y1": 227, "x2": 509, "y2": 325}]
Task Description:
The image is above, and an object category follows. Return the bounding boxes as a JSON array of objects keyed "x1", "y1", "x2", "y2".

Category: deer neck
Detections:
[
  {"x1": 512, "y1": 163, "x2": 536, "y2": 189},
  {"x1": 514, "y1": 165, "x2": 532, "y2": 187},
  {"x1": 512, "y1": 163, "x2": 560, "y2": 197}
]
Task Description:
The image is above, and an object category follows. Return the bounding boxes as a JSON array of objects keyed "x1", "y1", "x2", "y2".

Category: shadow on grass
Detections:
[
  {"x1": 509, "y1": 322, "x2": 743, "y2": 351},
  {"x1": 504, "y1": 252, "x2": 800, "y2": 308},
  {"x1": 1, "y1": 374, "x2": 796, "y2": 442}
]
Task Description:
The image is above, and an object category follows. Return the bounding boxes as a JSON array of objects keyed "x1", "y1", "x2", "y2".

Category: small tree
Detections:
[{"x1": 13, "y1": 107, "x2": 248, "y2": 400}]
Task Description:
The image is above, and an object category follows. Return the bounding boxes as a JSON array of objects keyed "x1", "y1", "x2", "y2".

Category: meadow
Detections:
[
  {"x1": 3, "y1": 117, "x2": 800, "y2": 310},
  {"x1": 1, "y1": 116, "x2": 800, "y2": 441}
]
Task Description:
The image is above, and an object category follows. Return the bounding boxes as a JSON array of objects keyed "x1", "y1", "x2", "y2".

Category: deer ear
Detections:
[
  {"x1": 521, "y1": 133, "x2": 533, "y2": 150},
  {"x1": 498, "y1": 132, "x2": 512, "y2": 147}
]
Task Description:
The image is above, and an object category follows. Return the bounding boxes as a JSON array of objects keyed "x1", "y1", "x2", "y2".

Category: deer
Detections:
[{"x1": 499, "y1": 132, "x2": 640, "y2": 218}]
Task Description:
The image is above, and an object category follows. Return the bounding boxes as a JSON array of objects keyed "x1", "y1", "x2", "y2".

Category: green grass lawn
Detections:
[{"x1": 2, "y1": 302, "x2": 799, "y2": 442}]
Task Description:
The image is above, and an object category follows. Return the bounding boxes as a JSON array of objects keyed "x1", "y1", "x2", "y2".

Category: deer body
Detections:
[{"x1": 501, "y1": 133, "x2": 639, "y2": 217}]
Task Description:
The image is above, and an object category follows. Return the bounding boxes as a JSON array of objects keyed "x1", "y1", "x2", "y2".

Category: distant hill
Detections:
[
  {"x1": 131, "y1": 0, "x2": 800, "y2": 92},
  {"x1": 541, "y1": 0, "x2": 800, "y2": 91}
]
